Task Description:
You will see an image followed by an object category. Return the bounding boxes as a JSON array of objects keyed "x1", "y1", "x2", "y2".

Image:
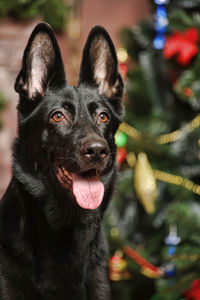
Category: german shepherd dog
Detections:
[{"x1": 0, "y1": 23, "x2": 123, "y2": 300}]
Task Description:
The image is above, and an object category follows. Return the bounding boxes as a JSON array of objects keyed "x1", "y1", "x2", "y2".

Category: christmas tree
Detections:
[{"x1": 106, "y1": 1, "x2": 200, "y2": 299}]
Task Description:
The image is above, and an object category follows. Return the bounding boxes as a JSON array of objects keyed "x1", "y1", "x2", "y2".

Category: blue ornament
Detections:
[
  {"x1": 153, "y1": 34, "x2": 165, "y2": 50},
  {"x1": 155, "y1": 0, "x2": 169, "y2": 4},
  {"x1": 165, "y1": 225, "x2": 181, "y2": 246},
  {"x1": 155, "y1": 6, "x2": 168, "y2": 33},
  {"x1": 168, "y1": 246, "x2": 176, "y2": 257},
  {"x1": 164, "y1": 263, "x2": 176, "y2": 277}
]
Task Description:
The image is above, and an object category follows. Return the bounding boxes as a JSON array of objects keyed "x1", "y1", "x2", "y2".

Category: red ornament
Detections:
[
  {"x1": 182, "y1": 87, "x2": 194, "y2": 97},
  {"x1": 119, "y1": 63, "x2": 128, "y2": 82},
  {"x1": 119, "y1": 63, "x2": 128, "y2": 76},
  {"x1": 163, "y1": 27, "x2": 199, "y2": 66},
  {"x1": 116, "y1": 147, "x2": 127, "y2": 165},
  {"x1": 109, "y1": 253, "x2": 131, "y2": 281},
  {"x1": 184, "y1": 279, "x2": 200, "y2": 300}
]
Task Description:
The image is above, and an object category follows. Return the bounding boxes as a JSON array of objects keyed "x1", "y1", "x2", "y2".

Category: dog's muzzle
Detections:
[{"x1": 53, "y1": 137, "x2": 109, "y2": 210}]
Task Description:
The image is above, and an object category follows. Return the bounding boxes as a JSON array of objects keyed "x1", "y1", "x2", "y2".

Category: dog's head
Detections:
[{"x1": 15, "y1": 23, "x2": 123, "y2": 210}]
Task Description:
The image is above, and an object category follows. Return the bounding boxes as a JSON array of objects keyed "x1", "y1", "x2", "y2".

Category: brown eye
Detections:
[
  {"x1": 98, "y1": 112, "x2": 109, "y2": 124},
  {"x1": 51, "y1": 111, "x2": 64, "y2": 122}
]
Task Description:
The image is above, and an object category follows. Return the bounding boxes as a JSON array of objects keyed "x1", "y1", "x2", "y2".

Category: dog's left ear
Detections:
[
  {"x1": 79, "y1": 26, "x2": 123, "y2": 99},
  {"x1": 15, "y1": 22, "x2": 66, "y2": 100}
]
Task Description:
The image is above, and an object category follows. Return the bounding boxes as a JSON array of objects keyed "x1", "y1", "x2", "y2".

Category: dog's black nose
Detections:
[{"x1": 81, "y1": 139, "x2": 109, "y2": 161}]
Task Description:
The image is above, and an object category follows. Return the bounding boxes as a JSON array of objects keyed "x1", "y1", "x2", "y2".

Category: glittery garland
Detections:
[
  {"x1": 123, "y1": 246, "x2": 163, "y2": 279},
  {"x1": 119, "y1": 114, "x2": 200, "y2": 144}
]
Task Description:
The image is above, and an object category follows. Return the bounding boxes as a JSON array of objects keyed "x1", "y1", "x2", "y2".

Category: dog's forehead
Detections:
[
  {"x1": 70, "y1": 85, "x2": 102, "y2": 104},
  {"x1": 51, "y1": 85, "x2": 105, "y2": 108}
]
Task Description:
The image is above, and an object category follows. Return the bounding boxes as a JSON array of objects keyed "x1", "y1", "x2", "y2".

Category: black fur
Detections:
[{"x1": 0, "y1": 23, "x2": 123, "y2": 300}]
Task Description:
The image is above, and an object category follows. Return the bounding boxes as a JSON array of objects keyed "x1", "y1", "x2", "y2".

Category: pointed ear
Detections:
[
  {"x1": 79, "y1": 26, "x2": 123, "y2": 99},
  {"x1": 15, "y1": 22, "x2": 66, "y2": 100}
]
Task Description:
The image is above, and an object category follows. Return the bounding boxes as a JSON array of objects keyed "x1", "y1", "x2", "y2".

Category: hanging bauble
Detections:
[
  {"x1": 182, "y1": 87, "x2": 194, "y2": 98},
  {"x1": 153, "y1": 33, "x2": 165, "y2": 50},
  {"x1": 116, "y1": 147, "x2": 127, "y2": 165},
  {"x1": 134, "y1": 153, "x2": 157, "y2": 214},
  {"x1": 109, "y1": 250, "x2": 131, "y2": 281},
  {"x1": 115, "y1": 131, "x2": 127, "y2": 147},
  {"x1": 165, "y1": 224, "x2": 181, "y2": 247},
  {"x1": 164, "y1": 263, "x2": 176, "y2": 278},
  {"x1": 117, "y1": 48, "x2": 129, "y2": 81},
  {"x1": 117, "y1": 48, "x2": 128, "y2": 63},
  {"x1": 119, "y1": 63, "x2": 128, "y2": 76},
  {"x1": 155, "y1": 0, "x2": 169, "y2": 4},
  {"x1": 126, "y1": 152, "x2": 137, "y2": 168},
  {"x1": 184, "y1": 279, "x2": 200, "y2": 300}
]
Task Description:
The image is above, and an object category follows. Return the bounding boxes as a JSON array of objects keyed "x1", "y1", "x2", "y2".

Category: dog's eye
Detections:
[
  {"x1": 51, "y1": 111, "x2": 65, "y2": 122},
  {"x1": 98, "y1": 112, "x2": 109, "y2": 124}
]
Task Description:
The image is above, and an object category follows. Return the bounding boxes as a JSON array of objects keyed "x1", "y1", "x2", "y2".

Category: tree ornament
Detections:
[
  {"x1": 165, "y1": 224, "x2": 181, "y2": 247},
  {"x1": 182, "y1": 87, "x2": 194, "y2": 98},
  {"x1": 126, "y1": 152, "x2": 137, "y2": 168},
  {"x1": 164, "y1": 263, "x2": 176, "y2": 278},
  {"x1": 183, "y1": 279, "x2": 200, "y2": 300},
  {"x1": 109, "y1": 250, "x2": 131, "y2": 281},
  {"x1": 163, "y1": 27, "x2": 199, "y2": 66},
  {"x1": 117, "y1": 48, "x2": 128, "y2": 63},
  {"x1": 115, "y1": 130, "x2": 127, "y2": 147},
  {"x1": 119, "y1": 63, "x2": 128, "y2": 77},
  {"x1": 117, "y1": 48, "x2": 128, "y2": 82},
  {"x1": 116, "y1": 147, "x2": 127, "y2": 165},
  {"x1": 155, "y1": 0, "x2": 169, "y2": 4},
  {"x1": 134, "y1": 153, "x2": 157, "y2": 214},
  {"x1": 164, "y1": 224, "x2": 181, "y2": 278}
]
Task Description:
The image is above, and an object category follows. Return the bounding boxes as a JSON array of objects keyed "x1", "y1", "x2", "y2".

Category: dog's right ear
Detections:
[
  {"x1": 15, "y1": 23, "x2": 66, "y2": 100},
  {"x1": 79, "y1": 26, "x2": 123, "y2": 100}
]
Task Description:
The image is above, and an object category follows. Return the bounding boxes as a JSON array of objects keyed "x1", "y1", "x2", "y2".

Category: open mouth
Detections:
[{"x1": 54, "y1": 165, "x2": 104, "y2": 210}]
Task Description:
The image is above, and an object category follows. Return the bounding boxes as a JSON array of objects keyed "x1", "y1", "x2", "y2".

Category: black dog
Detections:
[{"x1": 0, "y1": 23, "x2": 123, "y2": 300}]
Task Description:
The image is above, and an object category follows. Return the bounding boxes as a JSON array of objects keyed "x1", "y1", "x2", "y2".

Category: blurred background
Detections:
[{"x1": 1, "y1": 0, "x2": 200, "y2": 299}]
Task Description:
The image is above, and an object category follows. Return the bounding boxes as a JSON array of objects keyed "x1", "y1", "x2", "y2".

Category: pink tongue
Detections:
[{"x1": 72, "y1": 173, "x2": 104, "y2": 210}]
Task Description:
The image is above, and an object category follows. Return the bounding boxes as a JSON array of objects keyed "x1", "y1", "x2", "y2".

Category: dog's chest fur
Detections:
[{"x1": 0, "y1": 181, "x2": 107, "y2": 299}]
